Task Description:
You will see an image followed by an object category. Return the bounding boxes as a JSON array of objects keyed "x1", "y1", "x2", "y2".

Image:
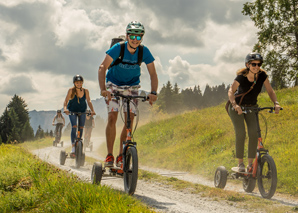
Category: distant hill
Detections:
[{"x1": 29, "y1": 98, "x2": 107, "y2": 133}]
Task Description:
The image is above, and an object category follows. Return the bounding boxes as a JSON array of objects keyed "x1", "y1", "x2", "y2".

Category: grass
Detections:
[
  {"x1": 0, "y1": 144, "x2": 154, "y2": 212},
  {"x1": 134, "y1": 86, "x2": 298, "y2": 196}
]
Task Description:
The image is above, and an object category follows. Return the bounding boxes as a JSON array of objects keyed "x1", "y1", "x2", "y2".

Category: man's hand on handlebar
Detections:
[
  {"x1": 101, "y1": 90, "x2": 112, "y2": 101},
  {"x1": 148, "y1": 94, "x2": 157, "y2": 105}
]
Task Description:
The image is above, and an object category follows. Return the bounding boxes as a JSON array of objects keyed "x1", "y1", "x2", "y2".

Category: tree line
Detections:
[
  {"x1": 155, "y1": 81, "x2": 229, "y2": 114},
  {"x1": 0, "y1": 95, "x2": 48, "y2": 144}
]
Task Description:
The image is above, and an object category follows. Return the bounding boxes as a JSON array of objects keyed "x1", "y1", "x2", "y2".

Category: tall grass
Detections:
[
  {"x1": 135, "y1": 86, "x2": 298, "y2": 195},
  {"x1": 0, "y1": 144, "x2": 154, "y2": 212}
]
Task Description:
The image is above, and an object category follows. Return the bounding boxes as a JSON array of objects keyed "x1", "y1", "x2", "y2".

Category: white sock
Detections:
[{"x1": 72, "y1": 147, "x2": 75, "y2": 153}]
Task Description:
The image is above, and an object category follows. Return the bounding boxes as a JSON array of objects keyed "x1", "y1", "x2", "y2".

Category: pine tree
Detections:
[
  {"x1": 49, "y1": 130, "x2": 54, "y2": 137},
  {"x1": 8, "y1": 108, "x2": 21, "y2": 143},
  {"x1": 7, "y1": 95, "x2": 30, "y2": 130},
  {"x1": 0, "y1": 108, "x2": 12, "y2": 143},
  {"x1": 21, "y1": 120, "x2": 34, "y2": 141}
]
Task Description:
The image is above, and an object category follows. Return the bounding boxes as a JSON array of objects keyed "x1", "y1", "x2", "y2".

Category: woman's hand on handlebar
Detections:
[
  {"x1": 274, "y1": 104, "x2": 281, "y2": 114},
  {"x1": 64, "y1": 109, "x2": 70, "y2": 115},
  {"x1": 91, "y1": 111, "x2": 96, "y2": 116}
]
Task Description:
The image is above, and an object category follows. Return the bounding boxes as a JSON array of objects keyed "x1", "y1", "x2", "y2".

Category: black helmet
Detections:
[
  {"x1": 73, "y1": 75, "x2": 84, "y2": 83},
  {"x1": 57, "y1": 110, "x2": 61, "y2": 113},
  {"x1": 245, "y1": 53, "x2": 263, "y2": 66}
]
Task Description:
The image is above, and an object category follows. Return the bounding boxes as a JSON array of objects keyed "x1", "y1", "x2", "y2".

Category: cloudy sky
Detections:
[{"x1": 0, "y1": 0, "x2": 257, "y2": 113}]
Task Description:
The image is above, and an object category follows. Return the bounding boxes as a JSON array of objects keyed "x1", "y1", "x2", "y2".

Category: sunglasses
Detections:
[
  {"x1": 250, "y1": 62, "x2": 262, "y2": 67},
  {"x1": 129, "y1": 35, "x2": 142, "y2": 41}
]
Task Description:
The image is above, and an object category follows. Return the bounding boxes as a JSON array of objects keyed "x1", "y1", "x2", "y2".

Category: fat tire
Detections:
[
  {"x1": 80, "y1": 153, "x2": 85, "y2": 166},
  {"x1": 60, "y1": 150, "x2": 66, "y2": 165},
  {"x1": 91, "y1": 162, "x2": 102, "y2": 184},
  {"x1": 76, "y1": 141, "x2": 83, "y2": 169},
  {"x1": 214, "y1": 166, "x2": 228, "y2": 189},
  {"x1": 243, "y1": 177, "x2": 256, "y2": 192},
  {"x1": 123, "y1": 146, "x2": 138, "y2": 195},
  {"x1": 257, "y1": 154, "x2": 277, "y2": 199}
]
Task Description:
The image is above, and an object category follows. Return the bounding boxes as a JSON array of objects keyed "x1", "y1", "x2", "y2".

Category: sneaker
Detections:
[
  {"x1": 238, "y1": 162, "x2": 245, "y2": 172},
  {"x1": 70, "y1": 152, "x2": 76, "y2": 159},
  {"x1": 247, "y1": 163, "x2": 253, "y2": 173},
  {"x1": 104, "y1": 154, "x2": 114, "y2": 167},
  {"x1": 116, "y1": 154, "x2": 123, "y2": 167}
]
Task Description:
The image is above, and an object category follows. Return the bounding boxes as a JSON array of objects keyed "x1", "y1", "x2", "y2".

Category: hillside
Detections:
[{"x1": 134, "y1": 86, "x2": 298, "y2": 195}]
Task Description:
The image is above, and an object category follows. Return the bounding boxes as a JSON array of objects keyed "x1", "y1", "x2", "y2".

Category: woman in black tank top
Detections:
[
  {"x1": 63, "y1": 75, "x2": 96, "y2": 157},
  {"x1": 227, "y1": 53, "x2": 281, "y2": 172}
]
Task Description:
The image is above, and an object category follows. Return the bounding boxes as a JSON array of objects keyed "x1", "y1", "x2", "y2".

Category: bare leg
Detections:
[
  {"x1": 106, "y1": 112, "x2": 118, "y2": 155},
  {"x1": 119, "y1": 112, "x2": 135, "y2": 155}
]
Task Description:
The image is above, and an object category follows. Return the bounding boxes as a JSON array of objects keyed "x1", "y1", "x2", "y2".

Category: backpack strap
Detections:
[
  {"x1": 109, "y1": 42, "x2": 125, "y2": 69},
  {"x1": 137, "y1": 44, "x2": 144, "y2": 66},
  {"x1": 109, "y1": 42, "x2": 143, "y2": 69}
]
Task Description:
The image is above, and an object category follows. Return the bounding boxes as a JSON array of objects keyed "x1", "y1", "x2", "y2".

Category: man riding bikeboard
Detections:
[
  {"x1": 228, "y1": 53, "x2": 281, "y2": 172},
  {"x1": 63, "y1": 75, "x2": 96, "y2": 158},
  {"x1": 52, "y1": 110, "x2": 65, "y2": 140},
  {"x1": 98, "y1": 21, "x2": 158, "y2": 167}
]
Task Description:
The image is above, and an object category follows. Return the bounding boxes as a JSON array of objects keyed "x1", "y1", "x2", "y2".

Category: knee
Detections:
[
  {"x1": 72, "y1": 125, "x2": 77, "y2": 129},
  {"x1": 107, "y1": 113, "x2": 117, "y2": 125},
  {"x1": 79, "y1": 126, "x2": 84, "y2": 130}
]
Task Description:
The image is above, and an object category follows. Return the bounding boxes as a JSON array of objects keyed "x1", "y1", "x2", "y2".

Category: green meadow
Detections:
[
  {"x1": 135, "y1": 86, "x2": 298, "y2": 196},
  {"x1": 0, "y1": 144, "x2": 154, "y2": 212}
]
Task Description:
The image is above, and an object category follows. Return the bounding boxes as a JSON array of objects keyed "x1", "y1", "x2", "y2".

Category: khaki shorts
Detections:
[{"x1": 105, "y1": 82, "x2": 140, "y2": 115}]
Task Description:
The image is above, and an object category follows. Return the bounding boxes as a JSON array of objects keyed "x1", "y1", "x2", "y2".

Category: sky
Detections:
[{"x1": 0, "y1": 0, "x2": 257, "y2": 113}]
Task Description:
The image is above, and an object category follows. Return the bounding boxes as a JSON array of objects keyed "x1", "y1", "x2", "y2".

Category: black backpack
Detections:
[{"x1": 109, "y1": 36, "x2": 144, "y2": 69}]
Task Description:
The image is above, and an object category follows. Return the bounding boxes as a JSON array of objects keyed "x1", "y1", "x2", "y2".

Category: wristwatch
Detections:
[{"x1": 151, "y1": 91, "x2": 157, "y2": 95}]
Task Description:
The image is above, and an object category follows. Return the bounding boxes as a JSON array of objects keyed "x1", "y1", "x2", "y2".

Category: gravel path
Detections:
[{"x1": 32, "y1": 137, "x2": 297, "y2": 212}]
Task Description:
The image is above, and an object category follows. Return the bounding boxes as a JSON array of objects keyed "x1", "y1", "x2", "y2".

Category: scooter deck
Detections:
[{"x1": 231, "y1": 167, "x2": 252, "y2": 175}]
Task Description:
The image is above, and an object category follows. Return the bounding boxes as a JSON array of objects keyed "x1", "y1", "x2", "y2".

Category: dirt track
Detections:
[{"x1": 32, "y1": 137, "x2": 298, "y2": 213}]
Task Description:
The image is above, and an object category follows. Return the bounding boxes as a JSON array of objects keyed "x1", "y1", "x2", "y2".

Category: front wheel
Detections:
[
  {"x1": 123, "y1": 146, "x2": 138, "y2": 195},
  {"x1": 257, "y1": 154, "x2": 277, "y2": 199},
  {"x1": 60, "y1": 150, "x2": 66, "y2": 165},
  {"x1": 75, "y1": 141, "x2": 83, "y2": 169},
  {"x1": 91, "y1": 162, "x2": 103, "y2": 184},
  {"x1": 214, "y1": 166, "x2": 228, "y2": 189}
]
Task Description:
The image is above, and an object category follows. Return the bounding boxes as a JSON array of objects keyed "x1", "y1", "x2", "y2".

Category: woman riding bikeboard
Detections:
[
  {"x1": 84, "y1": 109, "x2": 95, "y2": 144},
  {"x1": 98, "y1": 21, "x2": 158, "y2": 167},
  {"x1": 52, "y1": 109, "x2": 65, "y2": 139},
  {"x1": 63, "y1": 75, "x2": 96, "y2": 158},
  {"x1": 228, "y1": 53, "x2": 281, "y2": 172}
]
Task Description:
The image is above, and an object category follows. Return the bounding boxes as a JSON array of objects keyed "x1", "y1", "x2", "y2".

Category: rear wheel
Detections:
[
  {"x1": 75, "y1": 141, "x2": 83, "y2": 169},
  {"x1": 123, "y1": 146, "x2": 138, "y2": 195},
  {"x1": 91, "y1": 162, "x2": 103, "y2": 184},
  {"x1": 60, "y1": 150, "x2": 66, "y2": 165},
  {"x1": 258, "y1": 154, "x2": 277, "y2": 199},
  {"x1": 243, "y1": 177, "x2": 256, "y2": 192},
  {"x1": 214, "y1": 166, "x2": 228, "y2": 189}
]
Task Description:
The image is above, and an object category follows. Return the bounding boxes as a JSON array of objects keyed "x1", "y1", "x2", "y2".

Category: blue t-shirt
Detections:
[{"x1": 106, "y1": 42, "x2": 155, "y2": 86}]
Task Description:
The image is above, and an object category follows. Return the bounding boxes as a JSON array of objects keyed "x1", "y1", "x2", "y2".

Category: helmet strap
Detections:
[{"x1": 128, "y1": 42, "x2": 137, "y2": 50}]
